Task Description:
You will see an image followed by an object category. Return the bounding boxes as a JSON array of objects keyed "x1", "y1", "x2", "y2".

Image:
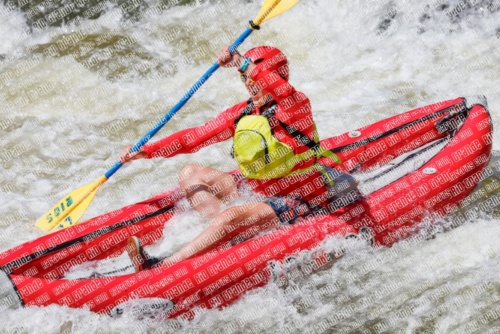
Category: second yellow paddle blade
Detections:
[
  {"x1": 254, "y1": 0, "x2": 300, "y2": 25},
  {"x1": 35, "y1": 176, "x2": 107, "y2": 232}
]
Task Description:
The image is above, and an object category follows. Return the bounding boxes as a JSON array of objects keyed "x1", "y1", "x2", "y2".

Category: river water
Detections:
[{"x1": 1, "y1": 0, "x2": 500, "y2": 333}]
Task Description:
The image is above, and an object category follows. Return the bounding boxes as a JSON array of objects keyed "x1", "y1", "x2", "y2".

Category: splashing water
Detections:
[{"x1": 1, "y1": 0, "x2": 500, "y2": 332}]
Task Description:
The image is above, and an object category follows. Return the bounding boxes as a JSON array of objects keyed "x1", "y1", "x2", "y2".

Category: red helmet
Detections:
[{"x1": 243, "y1": 46, "x2": 289, "y2": 81}]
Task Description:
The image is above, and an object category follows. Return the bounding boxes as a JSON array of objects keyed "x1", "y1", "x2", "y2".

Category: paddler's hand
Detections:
[
  {"x1": 217, "y1": 45, "x2": 242, "y2": 68},
  {"x1": 120, "y1": 144, "x2": 147, "y2": 163}
]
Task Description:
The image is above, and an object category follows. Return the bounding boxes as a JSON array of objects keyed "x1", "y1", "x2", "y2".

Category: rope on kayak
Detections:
[
  {"x1": 330, "y1": 101, "x2": 467, "y2": 155},
  {"x1": 1, "y1": 204, "x2": 176, "y2": 274}
]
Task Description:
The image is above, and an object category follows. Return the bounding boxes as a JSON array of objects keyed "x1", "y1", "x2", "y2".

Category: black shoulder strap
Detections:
[
  {"x1": 234, "y1": 99, "x2": 320, "y2": 152},
  {"x1": 274, "y1": 118, "x2": 319, "y2": 151},
  {"x1": 234, "y1": 99, "x2": 254, "y2": 127},
  {"x1": 262, "y1": 100, "x2": 320, "y2": 151}
]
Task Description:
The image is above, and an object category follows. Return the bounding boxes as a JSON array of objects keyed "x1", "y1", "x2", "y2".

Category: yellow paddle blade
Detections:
[
  {"x1": 254, "y1": 0, "x2": 300, "y2": 25},
  {"x1": 52, "y1": 184, "x2": 100, "y2": 231},
  {"x1": 35, "y1": 175, "x2": 107, "y2": 232}
]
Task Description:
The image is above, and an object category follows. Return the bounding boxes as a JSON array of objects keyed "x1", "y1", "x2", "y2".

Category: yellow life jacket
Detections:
[{"x1": 233, "y1": 101, "x2": 341, "y2": 180}]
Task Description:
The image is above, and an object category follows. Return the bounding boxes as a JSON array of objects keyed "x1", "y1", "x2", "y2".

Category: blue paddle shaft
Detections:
[{"x1": 105, "y1": 27, "x2": 254, "y2": 179}]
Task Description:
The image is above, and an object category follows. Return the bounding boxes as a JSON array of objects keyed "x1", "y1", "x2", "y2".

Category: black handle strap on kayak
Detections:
[
  {"x1": 0, "y1": 204, "x2": 176, "y2": 274},
  {"x1": 434, "y1": 106, "x2": 468, "y2": 134},
  {"x1": 330, "y1": 101, "x2": 467, "y2": 154}
]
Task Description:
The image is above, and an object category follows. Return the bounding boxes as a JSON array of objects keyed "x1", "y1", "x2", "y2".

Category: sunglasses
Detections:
[{"x1": 239, "y1": 73, "x2": 254, "y2": 84}]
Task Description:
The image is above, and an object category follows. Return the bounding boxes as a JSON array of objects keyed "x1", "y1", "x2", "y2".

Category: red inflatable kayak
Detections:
[{"x1": 0, "y1": 97, "x2": 492, "y2": 320}]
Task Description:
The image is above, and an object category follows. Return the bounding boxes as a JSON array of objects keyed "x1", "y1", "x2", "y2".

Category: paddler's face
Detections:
[{"x1": 244, "y1": 78, "x2": 270, "y2": 107}]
